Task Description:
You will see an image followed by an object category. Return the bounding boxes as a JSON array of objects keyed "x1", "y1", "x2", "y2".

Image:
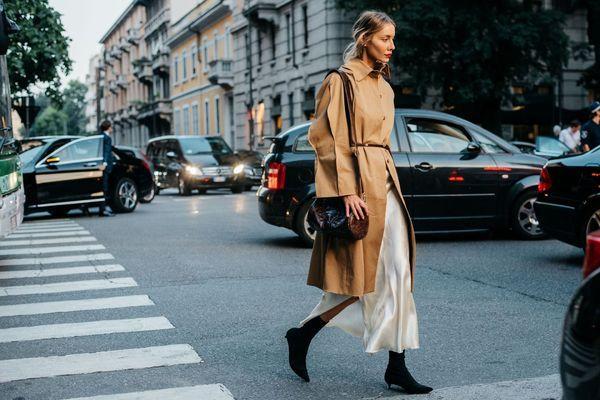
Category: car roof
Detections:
[
  {"x1": 20, "y1": 135, "x2": 78, "y2": 141},
  {"x1": 147, "y1": 135, "x2": 210, "y2": 143}
]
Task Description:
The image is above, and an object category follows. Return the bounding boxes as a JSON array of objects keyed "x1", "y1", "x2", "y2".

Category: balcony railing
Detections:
[
  {"x1": 208, "y1": 59, "x2": 233, "y2": 89},
  {"x1": 144, "y1": 7, "x2": 170, "y2": 38},
  {"x1": 133, "y1": 59, "x2": 153, "y2": 84},
  {"x1": 116, "y1": 75, "x2": 128, "y2": 88},
  {"x1": 108, "y1": 80, "x2": 118, "y2": 93},
  {"x1": 152, "y1": 49, "x2": 170, "y2": 75},
  {"x1": 119, "y1": 37, "x2": 130, "y2": 52},
  {"x1": 126, "y1": 27, "x2": 140, "y2": 44},
  {"x1": 109, "y1": 45, "x2": 122, "y2": 60}
]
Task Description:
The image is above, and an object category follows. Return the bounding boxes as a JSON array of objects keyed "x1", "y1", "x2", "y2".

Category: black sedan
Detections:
[
  {"x1": 534, "y1": 147, "x2": 600, "y2": 248},
  {"x1": 19, "y1": 136, "x2": 153, "y2": 216},
  {"x1": 205, "y1": 136, "x2": 263, "y2": 190},
  {"x1": 511, "y1": 136, "x2": 577, "y2": 159},
  {"x1": 258, "y1": 109, "x2": 548, "y2": 245}
]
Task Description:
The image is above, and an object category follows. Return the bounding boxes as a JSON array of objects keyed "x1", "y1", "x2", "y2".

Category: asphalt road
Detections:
[{"x1": 0, "y1": 188, "x2": 583, "y2": 399}]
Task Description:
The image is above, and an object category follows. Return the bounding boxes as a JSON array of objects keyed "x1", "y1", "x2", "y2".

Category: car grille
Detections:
[{"x1": 203, "y1": 166, "x2": 233, "y2": 176}]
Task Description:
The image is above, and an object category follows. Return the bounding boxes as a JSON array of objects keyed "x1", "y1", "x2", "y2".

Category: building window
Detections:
[
  {"x1": 213, "y1": 30, "x2": 219, "y2": 60},
  {"x1": 225, "y1": 27, "x2": 232, "y2": 58},
  {"x1": 304, "y1": 87, "x2": 315, "y2": 120},
  {"x1": 302, "y1": 4, "x2": 308, "y2": 48},
  {"x1": 173, "y1": 108, "x2": 181, "y2": 134},
  {"x1": 203, "y1": 38, "x2": 209, "y2": 72},
  {"x1": 270, "y1": 26, "x2": 276, "y2": 60},
  {"x1": 183, "y1": 105, "x2": 190, "y2": 134},
  {"x1": 244, "y1": 33, "x2": 250, "y2": 69},
  {"x1": 182, "y1": 51, "x2": 188, "y2": 80},
  {"x1": 215, "y1": 97, "x2": 220, "y2": 134},
  {"x1": 173, "y1": 56, "x2": 179, "y2": 83},
  {"x1": 191, "y1": 46, "x2": 197, "y2": 76},
  {"x1": 288, "y1": 92, "x2": 294, "y2": 125},
  {"x1": 257, "y1": 30, "x2": 263, "y2": 64},
  {"x1": 205, "y1": 99, "x2": 210, "y2": 134},
  {"x1": 192, "y1": 103, "x2": 199, "y2": 135},
  {"x1": 272, "y1": 94, "x2": 282, "y2": 134},
  {"x1": 285, "y1": 13, "x2": 291, "y2": 54}
]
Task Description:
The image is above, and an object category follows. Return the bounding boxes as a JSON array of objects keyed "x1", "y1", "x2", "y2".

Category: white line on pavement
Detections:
[
  {"x1": 6, "y1": 231, "x2": 92, "y2": 239},
  {"x1": 19, "y1": 221, "x2": 79, "y2": 228},
  {"x1": 63, "y1": 384, "x2": 234, "y2": 400},
  {"x1": 0, "y1": 244, "x2": 105, "y2": 256},
  {"x1": 0, "y1": 253, "x2": 114, "y2": 266},
  {"x1": 0, "y1": 236, "x2": 97, "y2": 247},
  {"x1": 0, "y1": 344, "x2": 202, "y2": 383},
  {"x1": 0, "y1": 277, "x2": 137, "y2": 296},
  {"x1": 0, "y1": 316, "x2": 174, "y2": 343},
  {"x1": 14, "y1": 227, "x2": 86, "y2": 233},
  {"x1": 0, "y1": 264, "x2": 125, "y2": 279},
  {"x1": 0, "y1": 295, "x2": 154, "y2": 317}
]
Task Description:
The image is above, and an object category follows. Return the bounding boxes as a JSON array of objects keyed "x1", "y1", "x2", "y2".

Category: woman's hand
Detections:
[{"x1": 343, "y1": 194, "x2": 368, "y2": 220}]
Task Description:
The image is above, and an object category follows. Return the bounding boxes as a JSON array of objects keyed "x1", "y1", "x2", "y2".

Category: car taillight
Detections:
[
  {"x1": 538, "y1": 166, "x2": 552, "y2": 194},
  {"x1": 267, "y1": 161, "x2": 286, "y2": 190}
]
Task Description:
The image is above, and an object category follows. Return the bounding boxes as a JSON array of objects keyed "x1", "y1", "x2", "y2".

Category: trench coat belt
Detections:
[{"x1": 352, "y1": 143, "x2": 392, "y2": 154}]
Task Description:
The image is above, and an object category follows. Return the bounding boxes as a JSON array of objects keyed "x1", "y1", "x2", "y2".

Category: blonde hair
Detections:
[{"x1": 343, "y1": 11, "x2": 396, "y2": 63}]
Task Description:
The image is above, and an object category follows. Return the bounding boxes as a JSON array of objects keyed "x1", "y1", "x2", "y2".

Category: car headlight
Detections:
[
  {"x1": 233, "y1": 164, "x2": 245, "y2": 174},
  {"x1": 185, "y1": 165, "x2": 203, "y2": 175}
]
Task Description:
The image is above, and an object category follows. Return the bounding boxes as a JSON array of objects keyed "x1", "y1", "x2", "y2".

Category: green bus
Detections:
[{"x1": 0, "y1": 2, "x2": 24, "y2": 237}]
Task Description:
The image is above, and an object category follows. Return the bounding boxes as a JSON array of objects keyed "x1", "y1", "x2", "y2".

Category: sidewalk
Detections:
[{"x1": 392, "y1": 374, "x2": 561, "y2": 400}]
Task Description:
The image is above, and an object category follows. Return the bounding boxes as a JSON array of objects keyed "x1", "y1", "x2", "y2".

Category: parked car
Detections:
[
  {"x1": 559, "y1": 230, "x2": 600, "y2": 399},
  {"x1": 205, "y1": 136, "x2": 263, "y2": 190},
  {"x1": 115, "y1": 145, "x2": 155, "y2": 203},
  {"x1": 258, "y1": 109, "x2": 548, "y2": 245},
  {"x1": 19, "y1": 136, "x2": 153, "y2": 216},
  {"x1": 146, "y1": 135, "x2": 246, "y2": 195},
  {"x1": 511, "y1": 136, "x2": 576, "y2": 159},
  {"x1": 534, "y1": 146, "x2": 600, "y2": 248}
]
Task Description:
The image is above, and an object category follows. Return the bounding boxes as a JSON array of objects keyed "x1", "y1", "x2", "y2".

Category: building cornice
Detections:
[
  {"x1": 99, "y1": 0, "x2": 144, "y2": 44},
  {"x1": 166, "y1": 2, "x2": 231, "y2": 49}
]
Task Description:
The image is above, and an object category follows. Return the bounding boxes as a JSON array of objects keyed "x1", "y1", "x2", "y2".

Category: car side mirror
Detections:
[
  {"x1": 165, "y1": 151, "x2": 177, "y2": 159},
  {"x1": 466, "y1": 142, "x2": 481, "y2": 153},
  {"x1": 45, "y1": 156, "x2": 60, "y2": 165}
]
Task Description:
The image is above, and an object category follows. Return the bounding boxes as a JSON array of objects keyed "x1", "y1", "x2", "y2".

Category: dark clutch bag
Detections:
[{"x1": 307, "y1": 68, "x2": 369, "y2": 241}]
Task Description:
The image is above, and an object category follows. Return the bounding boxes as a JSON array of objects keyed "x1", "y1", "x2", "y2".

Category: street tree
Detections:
[
  {"x1": 6, "y1": 0, "x2": 72, "y2": 104},
  {"x1": 61, "y1": 80, "x2": 87, "y2": 135},
  {"x1": 29, "y1": 106, "x2": 67, "y2": 136},
  {"x1": 335, "y1": 0, "x2": 570, "y2": 133}
]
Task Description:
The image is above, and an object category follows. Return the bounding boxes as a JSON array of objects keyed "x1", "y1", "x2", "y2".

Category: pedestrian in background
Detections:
[
  {"x1": 558, "y1": 120, "x2": 581, "y2": 153},
  {"x1": 99, "y1": 120, "x2": 115, "y2": 217},
  {"x1": 581, "y1": 101, "x2": 600, "y2": 152},
  {"x1": 284, "y1": 10, "x2": 432, "y2": 394},
  {"x1": 553, "y1": 124, "x2": 562, "y2": 138}
]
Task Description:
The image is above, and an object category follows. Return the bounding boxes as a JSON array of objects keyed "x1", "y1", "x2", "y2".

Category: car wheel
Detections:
[
  {"x1": 49, "y1": 207, "x2": 71, "y2": 217},
  {"x1": 178, "y1": 176, "x2": 192, "y2": 196},
  {"x1": 295, "y1": 199, "x2": 316, "y2": 247},
  {"x1": 244, "y1": 185, "x2": 253, "y2": 191},
  {"x1": 231, "y1": 185, "x2": 244, "y2": 194},
  {"x1": 110, "y1": 177, "x2": 138, "y2": 213},
  {"x1": 197, "y1": 188, "x2": 207, "y2": 194},
  {"x1": 139, "y1": 184, "x2": 155, "y2": 204},
  {"x1": 511, "y1": 191, "x2": 547, "y2": 240},
  {"x1": 582, "y1": 205, "x2": 600, "y2": 245}
]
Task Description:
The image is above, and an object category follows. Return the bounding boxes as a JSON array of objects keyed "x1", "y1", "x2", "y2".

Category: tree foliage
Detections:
[
  {"x1": 61, "y1": 80, "x2": 87, "y2": 135},
  {"x1": 335, "y1": 0, "x2": 570, "y2": 132},
  {"x1": 29, "y1": 106, "x2": 67, "y2": 136},
  {"x1": 28, "y1": 80, "x2": 87, "y2": 136},
  {"x1": 5, "y1": 0, "x2": 72, "y2": 104}
]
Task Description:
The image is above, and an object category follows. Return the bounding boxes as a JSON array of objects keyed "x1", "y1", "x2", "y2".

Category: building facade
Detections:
[
  {"x1": 84, "y1": 54, "x2": 100, "y2": 134},
  {"x1": 167, "y1": 0, "x2": 236, "y2": 147}
]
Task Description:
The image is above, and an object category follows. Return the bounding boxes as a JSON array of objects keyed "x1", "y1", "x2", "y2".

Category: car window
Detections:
[
  {"x1": 536, "y1": 136, "x2": 570, "y2": 153},
  {"x1": 178, "y1": 137, "x2": 212, "y2": 155},
  {"x1": 405, "y1": 118, "x2": 471, "y2": 153},
  {"x1": 50, "y1": 137, "x2": 102, "y2": 163},
  {"x1": 206, "y1": 137, "x2": 234, "y2": 155},
  {"x1": 294, "y1": 132, "x2": 313, "y2": 152},
  {"x1": 470, "y1": 130, "x2": 508, "y2": 153}
]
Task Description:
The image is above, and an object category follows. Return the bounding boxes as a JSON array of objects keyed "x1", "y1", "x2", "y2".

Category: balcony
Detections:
[
  {"x1": 144, "y1": 7, "x2": 170, "y2": 38},
  {"x1": 116, "y1": 75, "x2": 128, "y2": 89},
  {"x1": 243, "y1": 1, "x2": 278, "y2": 27},
  {"x1": 133, "y1": 58, "x2": 153, "y2": 84},
  {"x1": 138, "y1": 99, "x2": 172, "y2": 125},
  {"x1": 109, "y1": 45, "x2": 122, "y2": 60},
  {"x1": 152, "y1": 48, "x2": 170, "y2": 76},
  {"x1": 108, "y1": 80, "x2": 118, "y2": 93},
  {"x1": 208, "y1": 59, "x2": 233, "y2": 89},
  {"x1": 119, "y1": 37, "x2": 130, "y2": 53},
  {"x1": 126, "y1": 27, "x2": 140, "y2": 44}
]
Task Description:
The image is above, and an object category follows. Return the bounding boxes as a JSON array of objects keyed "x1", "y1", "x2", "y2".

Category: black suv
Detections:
[
  {"x1": 146, "y1": 135, "x2": 246, "y2": 195},
  {"x1": 258, "y1": 109, "x2": 548, "y2": 245}
]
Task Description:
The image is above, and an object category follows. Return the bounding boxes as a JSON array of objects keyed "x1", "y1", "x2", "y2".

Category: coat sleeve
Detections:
[{"x1": 307, "y1": 73, "x2": 358, "y2": 198}]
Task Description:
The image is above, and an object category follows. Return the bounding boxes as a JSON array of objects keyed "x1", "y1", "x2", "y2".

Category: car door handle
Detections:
[
  {"x1": 414, "y1": 162, "x2": 433, "y2": 171},
  {"x1": 83, "y1": 162, "x2": 98, "y2": 167}
]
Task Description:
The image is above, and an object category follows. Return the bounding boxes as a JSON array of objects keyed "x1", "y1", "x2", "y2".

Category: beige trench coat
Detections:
[{"x1": 306, "y1": 57, "x2": 417, "y2": 296}]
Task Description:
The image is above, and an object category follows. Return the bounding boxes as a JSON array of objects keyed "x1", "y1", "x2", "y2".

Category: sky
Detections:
[{"x1": 48, "y1": 0, "x2": 131, "y2": 85}]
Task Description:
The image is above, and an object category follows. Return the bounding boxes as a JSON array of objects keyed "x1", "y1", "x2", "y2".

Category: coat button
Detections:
[{"x1": 383, "y1": 116, "x2": 386, "y2": 120}]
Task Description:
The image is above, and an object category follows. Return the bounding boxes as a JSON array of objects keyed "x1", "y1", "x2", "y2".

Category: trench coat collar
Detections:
[{"x1": 343, "y1": 57, "x2": 391, "y2": 81}]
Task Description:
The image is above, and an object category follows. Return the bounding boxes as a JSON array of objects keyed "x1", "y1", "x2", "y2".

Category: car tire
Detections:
[
  {"x1": 197, "y1": 188, "x2": 207, "y2": 194},
  {"x1": 49, "y1": 207, "x2": 71, "y2": 217},
  {"x1": 110, "y1": 177, "x2": 138, "y2": 213},
  {"x1": 511, "y1": 190, "x2": 547, "y2": 240},
  {"x1": 244, "y1": 185, "x2": 253, "y2": 191},
  {"x1": 139, "y1": 184, "x2": 155, "y2": 204},
  {"x1": 581, "y1": 205, "x2": 600, "y2": 246},
  {"x1": 231, "y1": 185, "x2": 244, "y2": 194},
  {"x1": 178, "y1": 176, "x2": 192, "y2": 196},
  {"x1": 295, "y1": 199, "x2": 317, "y2": 247}
]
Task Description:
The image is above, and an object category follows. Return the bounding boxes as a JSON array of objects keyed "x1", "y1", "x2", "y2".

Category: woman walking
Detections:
[{"x1": 285, "y1": 11, "x2": 432, "y2": 394}]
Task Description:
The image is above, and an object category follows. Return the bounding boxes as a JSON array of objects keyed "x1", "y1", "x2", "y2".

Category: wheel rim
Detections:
[
  {"x1": 586, "y1": 209, "x2": 600, "y2": 236},
  {"x1": 143, "y1": 186, "x2": 154, "y2": 201},
  {"x1": 303, "y1": 210, "x2": 316, "y2": 241},
  {"x1": 517, "y1": 197, "x2": 543, "y2": 236},
  {"x1": 118, "y1": 181, "x2": 137, "y2": 209}
]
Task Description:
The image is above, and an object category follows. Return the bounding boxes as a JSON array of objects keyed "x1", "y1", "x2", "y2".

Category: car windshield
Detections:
[
  {"x1": 536, "y1": 136, "x2": 570, "y2": 153},
  {"x1": 18, "y1": 140, "x2": 47, "y2": 166},
  {"x1": 179, "y1": 137, "x2": 212, "y2": 155},
  {"x1": 206, "y1": 137, "x2": 234, "y2": 155}
]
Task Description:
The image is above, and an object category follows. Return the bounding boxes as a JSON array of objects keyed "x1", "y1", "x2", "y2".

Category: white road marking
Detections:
[
  {"x1": 0, "y1": 244, "x2": 105, "y2": 256},
  {"x1": 6, "y1": 231, "x2": 91, "y2": 239},
  {"x1": 0, "y1": 253, "x2": 114, "y2": 266},
  {"x1": 19, "y1": 221, "x2": 79, "y2": 228},
  {"x1": 0, "y1": 277, "x2": 137, "y2": 296},
  {"x1": 0, "y1": 264, "x2": 124, "y2": 279},
  {"x1": 0, "y1": 236, "x2": 97, "y2": 247},
  {"x1": 0, "y1": 316, "x2": 174, "y2": 343},
  {"x1": 14, "y1": 227, "x2": 86, "y2": 233},
  {"x1": 0, "y1": 344, "x2": 202, "y2": 383},
  {"x1": 63, "y1": 384, "x2": 235, "y2": 400},
  {"x1": 0, "y1": 295, "x2": 154, "y2": 317}
]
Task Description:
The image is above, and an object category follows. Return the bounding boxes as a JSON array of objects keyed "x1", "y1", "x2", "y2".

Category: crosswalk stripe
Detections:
[
  {"x1": 0, "y1": 295, "x2": 154, "y2": 317},
  {"x1": 0, "y1": 236, "x2": 97, "y2": 247},
  {"x1": 0, "y1": 244, "x2": 105, "y2": 256},
  {"x1": 0, "y1": 253, "x2": 114, "y2": 266},
  {"x1": 0, "y1": 264, "x2": 125, "y2": 279},
  {"x1": 14, "y1": 227, "x2": 86, "y2": 233},
  {"x1": 0, "y1": 344, "x2": 202, "y2": 383},
  {"x1": 0, "y1": 316, "x2": 174, "y2": 343},
  {"x1": 0, "y1": 277, "x2": 137, "y2": 296},
  {"x1": 20, "y1": 221, "x2": 79, "y2": 228},
  {"x1": 63, "y1": 384, "x2": 235, "y2": 400},
  {"x1": 6, "y1": 231, "x2": 91, "y2": 239}
]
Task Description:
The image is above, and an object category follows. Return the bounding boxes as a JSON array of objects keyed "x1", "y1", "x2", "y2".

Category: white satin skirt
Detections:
[{"x1": 299, "y1": 173, "x2": 419, "y2": 354}]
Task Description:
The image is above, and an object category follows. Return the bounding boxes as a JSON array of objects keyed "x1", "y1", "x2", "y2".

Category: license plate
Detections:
[{"x1": 213, "y1": 176, "x2": 226, "y2": 182}]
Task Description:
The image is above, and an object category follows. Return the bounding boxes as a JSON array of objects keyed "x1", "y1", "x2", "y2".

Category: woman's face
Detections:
[{"x1": 364, "y1": 23, "x2": 395, "y2": 63}]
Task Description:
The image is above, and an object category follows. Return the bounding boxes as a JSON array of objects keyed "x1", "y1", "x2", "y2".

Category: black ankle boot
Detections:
[
  {"x1": 285, "y1": 316, "x2": 326, "y2": 382},
  {"x1": 384, "y1": 351, "x2": 433, "y2": 394}
]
